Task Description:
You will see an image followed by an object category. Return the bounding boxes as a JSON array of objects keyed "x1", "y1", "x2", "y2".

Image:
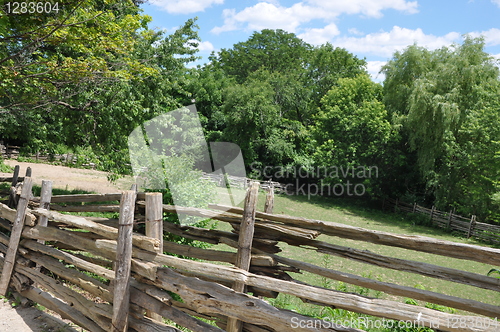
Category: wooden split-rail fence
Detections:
[
  {"x1": 0, "y1": 167, "x2": 499, "y2": 331},
  {"x1": 201, "y1": 172, "x2": 287, "y2": 192},
  {"x1": 384, "y1": 198, "x2": 500, "y2": 244}
]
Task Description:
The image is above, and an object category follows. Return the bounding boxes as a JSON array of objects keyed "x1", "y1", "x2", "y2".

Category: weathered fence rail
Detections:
[
  {"x1": 384, "y1": 198, "x2": 500, "y2": 244},
  {"x1": 201, "y1": 172, "x2": 287, "y2": 192},
  {"x1": 0, "y1": 168, "x2": 499, "y2": 332}
]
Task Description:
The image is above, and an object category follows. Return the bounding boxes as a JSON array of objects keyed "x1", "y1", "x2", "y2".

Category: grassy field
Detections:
[{"x1": 212, "y1": 190, "x2": 500, "y2": 327}]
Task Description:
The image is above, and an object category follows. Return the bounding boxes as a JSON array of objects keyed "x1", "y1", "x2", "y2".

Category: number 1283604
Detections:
[{"x1": 4, "y1": 2, "x2": 60, "y2": 14}]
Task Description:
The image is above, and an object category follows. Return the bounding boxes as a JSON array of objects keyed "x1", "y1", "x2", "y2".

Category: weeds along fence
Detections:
[
  {"x1": 0, "y1": 171, "x2": 500, "y2": 331},
  {"x1": 383, "y1": 198, "x2": 500, "y2": 244}
]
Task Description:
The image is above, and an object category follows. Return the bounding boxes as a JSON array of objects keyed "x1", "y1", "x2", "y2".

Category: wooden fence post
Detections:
[
  {"x1": 7, "y1": 165, "x2": 20, "y2": 208},
  {"x1": 394, "y1": 198, "x2": 398, "y2": 212},
  {"x1": 264, "y1": 184, "x2": 274, "y2": 214},
  {"x1": 37, "y1": 180, "x2": 53, "y2": 247},
  {"x1": 145, "y1": 192, "x2": 163, "y2": 322},
  {"x1": 0, "y1": 177, "x2": 33, "y2": 296},
  {"x1": 412, "y1": 202, "x2": 417, "y2": 213},
  {"x1": 145, "y1": 192, "x2": 163, "y2": 251},
  {"x1": 446, "y1": 210, "x2": 453, "y2": 230},
  {"x1": 429, "y1": 206, "x2": 435, "y2": 223},
  {"x1": 112, "y1": 190, "x2": 137, "y2": 332},
  {"x1": 467, "y1": 215, "x2": 476, "y2": 239},
  {"x1": 11, "y1": 165, "x2": 19, "y2": 187},
  {"x1": 35, "y1": 180, "x2": 52, "y2": 272},
  {"x1": 226, "y1": 181, "x2": 259, "y2": 332}
]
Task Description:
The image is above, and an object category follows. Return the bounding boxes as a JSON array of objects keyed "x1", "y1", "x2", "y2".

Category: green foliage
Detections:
[
  {"x1": 185, "y1": 63, "x2": 233, "y2": 142},
  {"x1": 221, "y1": 72, "x2": 297, "y2": 168},
  {"x1": 487, "y1": 268, "x2": 500, "y2": 278},
  {"x1": 306, "y1": 43, "x2": 367, "y2": 108},
  {"x1": 0, "y1": 158, "x2": 12, "y2": 172},
  {"x1": 312, "y1": 74, "x2": 402, "y2": 196},
  {"x1": 138, "y1": 154, "x2": 217, "y2": 248},
  {"x1": 1, "y1": 0, "x2": 156, "y2": 113},
  {"x1": 2, "y1": 10, "x2": 498, "y2": 227},
  {"x1": 382, "y1": 36, "x2": 500, "y2": 221},
  {"x1": 215, "y1": 29, "x2": 312, "y2": 83},
  {"x1": 1, "y1": 1, "x2": 202, "y2": 174},
  {"x1": 194, "y1": 31, "x2": 367, "y2": 181}
]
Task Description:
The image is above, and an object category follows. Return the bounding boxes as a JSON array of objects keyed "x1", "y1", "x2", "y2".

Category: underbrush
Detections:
[{"x1": 0, "y1": 158, "x2": 13, "y2": 172}]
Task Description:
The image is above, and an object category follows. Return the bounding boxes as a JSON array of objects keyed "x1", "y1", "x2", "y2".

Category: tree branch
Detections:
[{"x1": 0, "y1": 0, "x2": 90, "y2": 66}]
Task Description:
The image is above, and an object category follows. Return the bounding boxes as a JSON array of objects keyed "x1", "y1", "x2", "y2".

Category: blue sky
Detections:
[{"x1": 140, "y1": 0, "x2": 500, "y2": 82}]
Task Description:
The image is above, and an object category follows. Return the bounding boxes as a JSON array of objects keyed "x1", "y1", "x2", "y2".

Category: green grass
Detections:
[
  {"x1": 213, "y1": 192, "x2": 500, "y2": 329},
  {"x1": 0, "y1": 159, "x2": 13, "y2": 173}
]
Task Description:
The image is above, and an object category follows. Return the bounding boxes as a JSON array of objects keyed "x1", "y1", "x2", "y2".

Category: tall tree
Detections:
[
  {"x1": 306, "y1": 43, "x2": 367, "y2": 108},
  {"x1": 0, "y1": 0, "x2": 155, "y2": 114},
  {"x1": 1, "y1": 0, "x2": 202, "y2": 173},
  {"x1": 221, "y1": 75, "x2": 293, "y2": 168},
  {"x1": 382, "y1": 37, "x2": 500, "y2": 220},
  {"x1": 215, "y1": 29, "x2": 312, "y2": 83},
  {"x1": 312, "y1": 74, "x2": 400, "y2": 196},
  {"x1": 382, "y1": 45, "x2": 433, "y2": 119}
]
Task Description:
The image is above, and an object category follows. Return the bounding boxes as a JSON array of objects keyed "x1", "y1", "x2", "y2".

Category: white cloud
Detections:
[
  {"x1": 212, "y1": 2, "x2": 331, "y2": 34},
  {"x1": 333, "y1": 26, "x2": 461, "y2": 57},
  {"x1": 468, "y1": 28, "x2": 500, "y2": 46},
  {"x1": 298, "y1": 24, "x2": 340, "y2": 45},
  {"x1": 306, "y1": 0, "x2": 418, "y2": 18},
  {"x1": 197, "y1": 41, "x2": 215, "y2": 52},
  {"x1": 348, "y1": 28, "x2": 364, "y2": 36},
  {"x1": 211, "y1": 0, "x2": 418, "y2": 34},
  {"x1": 491, "y1": 0, "x2": 500, "y2": 8},
  {"x1": 149, "y1": 0, "x2": 224, "y2": 14},
  {"x1": 260, "y1": 0, "x2": 280, "y2": 4},
  {"x1": 366, "y1": 61, "x2": 387, "y2": 82}
]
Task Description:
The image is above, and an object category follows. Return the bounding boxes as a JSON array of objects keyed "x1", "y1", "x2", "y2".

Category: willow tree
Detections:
[{"x1": 382, "y1": 37, "x2": 500, "y2": 220}]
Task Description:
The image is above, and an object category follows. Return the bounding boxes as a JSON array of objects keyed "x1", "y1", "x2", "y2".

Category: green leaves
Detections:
[
  {"x1": 311, "y1": 74, "x2": 399, "y2": 196},
  {"x1": 1, "y1": 0, "x2": 157, "y2": 113},
  {"x1": 306, "y1": 43, "x2": 367, "y2": 108},
  {"x1": 1, "y1": 0, "x2": 205, "y2": 176},
  {"x1": 216, "y1": 29, "x2": 312, "y2": 84},
  {"x1": 383, "y1": 36, "x2": 500, "y2": 221}
]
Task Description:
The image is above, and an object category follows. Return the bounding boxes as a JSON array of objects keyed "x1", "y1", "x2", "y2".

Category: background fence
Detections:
[
  {"x1": 383, "y1": 197, "x2": 500, "y2": 244},
  {"x1": 1, "y1": 141, "x2": 97, "y2": 169},
  {"x1": 201, "y1": 171, "x2": 287, "y2": 192},
  {"x1": 0, "y1": 167, "x2": 499, "y2": 331}
]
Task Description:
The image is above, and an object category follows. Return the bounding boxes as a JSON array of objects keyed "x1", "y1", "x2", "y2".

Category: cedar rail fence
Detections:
[
  {"x1": 383, "y1": 197, "x2": 500, "y2": 244},
  {"x1": 0, "y1": 166, "x2": 499, "y2": 331}
]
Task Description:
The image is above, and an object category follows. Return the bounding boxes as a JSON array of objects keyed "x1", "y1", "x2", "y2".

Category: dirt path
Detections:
[
  {"x1": 1, "y1": 160, "x2": 135, "y2": 193},
  {"x1": 1, "y1": 159, "x2": 136, "y2": 331},
  {"x1": 0, "y1": 300, "x2": 81, "y2": 332}
]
